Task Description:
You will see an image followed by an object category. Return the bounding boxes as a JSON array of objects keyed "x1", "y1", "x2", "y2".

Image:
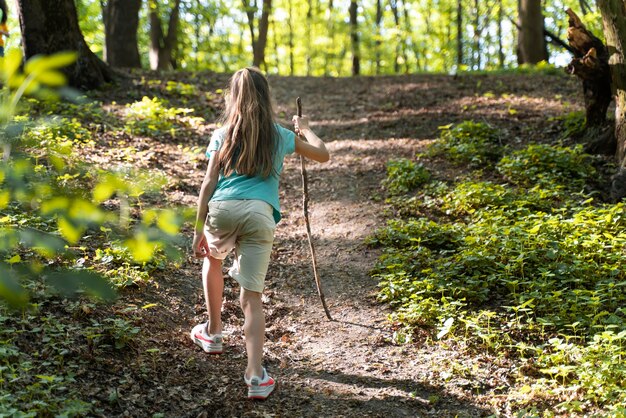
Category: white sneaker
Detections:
[
  {"x1": 244, "y1": 367, "x2": 275, "y2": 400},
  {"x1": 190, "y1": 323, "x2": 223, "y2": 354}
]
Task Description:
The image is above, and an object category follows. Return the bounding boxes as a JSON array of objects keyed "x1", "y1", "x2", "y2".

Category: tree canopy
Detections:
[{"x1": 67, "y1": 0, "x2": 604, "y2": 75}]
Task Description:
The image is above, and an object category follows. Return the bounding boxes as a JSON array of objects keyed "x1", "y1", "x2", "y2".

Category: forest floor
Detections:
[{"x1": 71, "y1": 69, "x2": 584, "y2": 417}]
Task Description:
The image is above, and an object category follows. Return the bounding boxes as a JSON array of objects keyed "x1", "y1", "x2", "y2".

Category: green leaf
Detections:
[
  {"x1": 5, "y1": 254, "x2": 20, "y2": 264},
  {"x1": 93, "y1": 181, "x2": 116, "y2": 203},
  {"x1": 35, "y1": 70, "x2": 67, "y2": 87},
  {"x1": 18, "y1": 228, "x2": 65, "y2": 258},
  {"x1": 0, "y1": 190, "x2": 9, "y2": 209},
  {"x1": 58, "y1": 216, "x2": 84, "y2": 244},
  {"x1": 1, "y1": 49, "x2": 22, "y2": 83},
  {"x1": 0, "y1": 263, "x2": 29, "y2": 308},
  {"x1": 156, "y1": 210, "x2": 180, "y2": 235},
  {"x1": 125, "y1": 232, "x2": 157, "y2": 263},
  {"x1": 46, "y1": 269, "x2": 116, "y2": 301},
  {"x1": 24, "y1": 52, "x2": 77, "y2": 75}
]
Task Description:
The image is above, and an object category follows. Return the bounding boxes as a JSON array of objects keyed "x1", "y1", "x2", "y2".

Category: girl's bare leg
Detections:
[
  {"x1": 240, "y1": 288, "x2": 264, "y2": 378},
  {"x1": 203, "y1": 255, "x2": 224, "y2": 335}
]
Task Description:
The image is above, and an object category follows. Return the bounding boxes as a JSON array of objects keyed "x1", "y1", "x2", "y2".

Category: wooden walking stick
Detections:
[{"x1": 296, "y1": 97, "x2": 333, "y2": 321}]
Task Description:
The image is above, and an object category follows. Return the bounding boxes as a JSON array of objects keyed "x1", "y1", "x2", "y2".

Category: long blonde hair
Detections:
[{"x1": 218, "y1": 67, "x2": 276, "y2": 178}]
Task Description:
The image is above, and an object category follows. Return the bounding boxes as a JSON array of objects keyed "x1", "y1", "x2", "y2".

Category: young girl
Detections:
[{"x1": 191, "y1": 67, "x2": 329, "y2": 400}]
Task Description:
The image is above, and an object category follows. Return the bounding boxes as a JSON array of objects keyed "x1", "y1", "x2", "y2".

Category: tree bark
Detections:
[
  {"x1": 324, "y1": 0, "x2": 335, "y2": 75},
  {"x1": 473, "y1": 0, "x2": 481, "y2": 69},
  {"x1": 243, "y1": 0, "x2": 272, "y2": 69},
  {"x1": 517, "y1": 0, "x2": 548, "y2": 64},
  {"x1": 15, "y1": 0, "x2": 112, "y2": 90},
  {"x1": 566, "y1": 8, "x2": 612, "y2": 128},
  {"x1": 149, "y1": 0, "x2": 182, "y2": 71},
  {"x1": 288, "y1": 0, "x2": 294, "y2": 75},
  {"x1": 596, "y1": 0, "x2": 626, "y2": 199},
  {"x1": 102, "y1": 0, "x2": 142, "y2": 68},
  {"x1": 389, "y1": 0, "x2": 402, "y2": 73},
  {"x1": 498, "y1": 0, "x2": 504, "y2": 67},
  {"x1": 375, "y1": 0, "x2": 382, "y2": 74},
  {"x1": 457, "y1": 0, "x2": 463, "y2": 68},
  {"x1": 349, "y1": 0, "x2": 360, "y2": 76}
]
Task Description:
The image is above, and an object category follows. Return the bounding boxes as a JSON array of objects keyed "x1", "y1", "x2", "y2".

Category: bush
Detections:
[
  {"x1": 125, "y1": 96, "x2": 193, "y2": 136},
  {"x1": 428, "y1": 121, "x2": 502, "y2": 167},
  {"x1": 382, "y1": 158, "x2": 431, "y2": 195},
  {"x1": 373, "y1": 120, "x2": 625, "y2": 413},
  {"x1": 496, "y1": 143, "x2": 596, "y2": 190}
]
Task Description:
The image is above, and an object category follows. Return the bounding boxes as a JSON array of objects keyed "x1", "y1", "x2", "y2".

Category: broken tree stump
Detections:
[{"x1": 565, "y1": 8, "x2": 614, "y2": 138}]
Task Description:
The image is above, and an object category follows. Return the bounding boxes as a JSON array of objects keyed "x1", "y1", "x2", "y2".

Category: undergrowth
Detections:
[{"x1": 370, "y1": 119, "x2": 625, "y2": 415}]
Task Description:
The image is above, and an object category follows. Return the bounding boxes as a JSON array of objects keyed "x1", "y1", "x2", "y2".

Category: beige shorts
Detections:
[{"x1": 205, "y1": 199, "x2": 276, "y2": 293}]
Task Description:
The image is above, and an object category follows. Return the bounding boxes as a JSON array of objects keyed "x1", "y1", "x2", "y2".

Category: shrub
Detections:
[
  {"x1": 382, "y1": 158, "x2": 431, "y2": 195},
  {"x1": 496, "y1": 143, "x2": 596, "y2": 190},
  {"x1": 428, "y1": 121, "x2": 502, "y2": 167},
  {"x1": 374, "y1": 122, "x2": 624, "y2": 412},
  {"x1": 125, "y1": 96, "x2": 193, "y2": 136}
]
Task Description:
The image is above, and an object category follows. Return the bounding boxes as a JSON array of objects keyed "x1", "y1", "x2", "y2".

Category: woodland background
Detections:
[{"x1": 2, "y1": 0, "x2": 626, "y2": 417}]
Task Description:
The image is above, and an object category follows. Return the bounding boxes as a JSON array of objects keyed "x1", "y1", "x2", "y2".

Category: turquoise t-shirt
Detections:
[{"x1": 205, "y1": 123, "x2": 296, "y2": 223}]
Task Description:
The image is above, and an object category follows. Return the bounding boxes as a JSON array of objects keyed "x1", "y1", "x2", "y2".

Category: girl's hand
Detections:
[
  {"x1": 292, "y1": 115, "x2": 309, "y2": 135},
  {"x1": 192, "y1": 233, "x2": 210, "y2": 258}
]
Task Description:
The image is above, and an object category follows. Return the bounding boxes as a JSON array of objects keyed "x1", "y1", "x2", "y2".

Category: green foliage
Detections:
[
  {"x1": 497, "y1": 144, "x2": 596, "y2": 189},
  {"x1": 429, "y1": 121, "x2": 502, "y2": 167},
  {"x1": 125, "y1": 96, "x2": 194, "y2": 136},
  {"x1": 0, "y1": 303, "x2": 142, "y2": 417},
  {"x1": 382, "y1": 158, "x2": 431, "y2": 195},
  {"x1": 165, "y1": 80, "x2": 197, "y2": 97},
  {"x1": 550, "y1": 111, "x2": 587, "y2": 139},
  {"x1": 75, "y1": 0, "x2": 583, "y2": 75},
  {"x1": 372, "y1": 120, "x2": 626, "y2": 413},
  {"x1": 94, "y1": 238, "x2": 168, "y2": 288},
  {"x1": 0, "y1": 52, "x2": 187, "y2": 308}
]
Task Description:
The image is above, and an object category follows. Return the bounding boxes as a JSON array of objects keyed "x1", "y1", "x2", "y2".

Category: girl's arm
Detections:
[
  {"x1": 192, "y1": 154, "x2": 220, "y2": 257},
  {"x1": 293, "y1": 116, "x2": 330, "y2": 163}
]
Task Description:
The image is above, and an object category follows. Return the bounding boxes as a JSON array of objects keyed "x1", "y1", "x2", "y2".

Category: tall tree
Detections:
[
  {"x1": 349, "y1": 0, "x2": 360, "y2": 75},
  {"x1": 288, "y1": 0, "x2": 295, "y2": 75},
  {"x1": 473, "y1": 0, "x2": 482, "y2": 69},
  {"x1": 389, "y1": 0, "x2": 403, "y2": 73},
  {"x1": 324, "y1": 0, "x2": 336, "y2": 75},
  {"x1": 15, "y1": 0, "x2": 112, "y2": 89},
  {"x1": 596, "y1": 0, "x2": 626, "y2": 198},
  {"x1": 375, "y1": 0, "x2": 383, "y2": 74},
  {"x1": 101, "y1": 0, "x2": 142, "y2": 68},
  {"x1": 457, "y1": 0, "x2": 463, "y2": 68},
  {"x1": 149, "y1": 0, "x2": 182, "y2": 71},
  {"x1": 517, "y1": 0, "x2": 548, "y2": 64},
  {"x1": 497, "y1": 0, "x2": 504, "y2": 67},
  {"x1": 243, "y1": 0, "x2": 272, "y2": 69}
]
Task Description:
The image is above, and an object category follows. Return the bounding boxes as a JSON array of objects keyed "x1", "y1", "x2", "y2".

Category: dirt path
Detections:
[{"x1": 89, "y1": 72, "x2": 582, "y2": 417}]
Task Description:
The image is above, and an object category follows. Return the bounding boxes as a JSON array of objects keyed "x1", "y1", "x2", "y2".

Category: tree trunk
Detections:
[
  {"x1": 596, "y1": 0, "x2": 626, "y2": 199},
  {"x1": 149, "y1": 0, "x2": 182, "y2": 71},
  {"x1": 255, "y1": 0, "x2": 271, "y2": 69},
  {"x1": 15, "y1": 0, "x2": 112, "y2": 90},
  {"x1": 498, "y1": 0, "x2": 504, "y2": 67},
  {"x1": 349, "y1": 0, "x2": 360, "y2": 76},
  {"x1": 389, "y1": 0, "x2": 402, "y2": 73},
  {"x1": 517, "y1": 0, "x2": 548, "y2": 64},
  {"x1": 306, "y1": 0, "x2": 312, "y2": 75},
  {"x1": 474, "y1": 0, "x2": 481, "y2": 69},
  {"x1": 457, "y1": 0, "x2": 463, "y2": 68},
  {"x1": 288, "y1": 0, "x2": 294, "y2": 75},
  {"x1": 375, "y1": 0, "x2": 382, "y2": 74},
  {"x1": 324, "y1": 0, "x2": 334, "y2": 75},
  {"x1": 243, "y1": 0, "x2": 272, "y2": 69},
  {"x1": 102, "y1": 0, "x2": 142, "y2": 68},
  {"x1": 566, "y1": 8, "x2": 613, "y2": 128}
]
